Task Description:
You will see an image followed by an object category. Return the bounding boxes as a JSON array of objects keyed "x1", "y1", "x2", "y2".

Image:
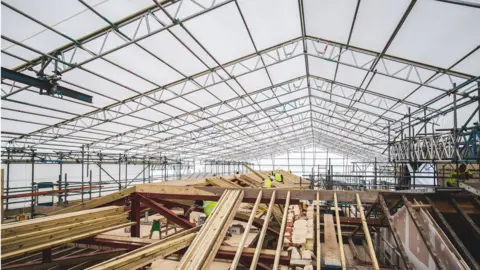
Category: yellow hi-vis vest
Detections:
[
  {"x1": 275, "y1": 173, "x2": 282, "y2": 183},
  {"x1": 447, "y1": 170, "x2": 473, "y2": 187},
  {"x1": 263, "y1": 178, "x2": 272, "y2": 188},
  {"x1": 203, "y1": 201, "x2": 217, "y2": 217}
]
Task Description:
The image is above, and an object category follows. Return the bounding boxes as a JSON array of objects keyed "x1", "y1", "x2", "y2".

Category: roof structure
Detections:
[{"x1": 1, "y1": 0, "x2": 480, "y2": 162}]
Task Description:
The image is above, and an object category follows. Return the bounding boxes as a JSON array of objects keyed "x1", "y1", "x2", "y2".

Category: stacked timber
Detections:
[
  {"x1": 206, "y1": 177, "x2": 241, "y2": 188},
  {"x1": 177, "y1": 189, "x2": 244, "y2": 269},
  {"x1": 1, "y1": 206, "x2": 134, "y2": 259},
  {"x1": 87, "y1": 227, "x2": 200, "y2": 270}
]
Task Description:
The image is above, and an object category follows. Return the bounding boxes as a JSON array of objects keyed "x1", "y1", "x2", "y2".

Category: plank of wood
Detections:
[
  {"x1": 250, "y1": 191, "x2": 276, "y2": 269},
  {"x1": 243, "y1": 164, "x2": 267, "y2": 181},
  {"x1": 234, "y1": 212, "x2": 279, "y2": 236},
  {"x1": 202, "y1": 192, "x2": 244, "y2": 269},
  {"x1": 206, "y1": 177, "x2": 241, "y2": 188},
  {"x1": 182, "y1": 190, "x2": 233, "y2": 267},
  {"x1": 2, "y1": 216, "x2": 128, "y2": 252},
  {"x1": 316, "y1": 192, "x2": 321, "y2": 270},
  {"x1": 2, "y1": 213, "x2": 128, "y2": 246},
  {"x1": 87, "y1": 228, "x2": 199, "y2": 270},
  {"x1": 2, "y1": 206, "x2": 124, "y2": 237},
  {"x1": 48, "y1": 187, "x2": 135, "y2": 215},
  {"x1": 1, "y1": 222, "x2": 135, "y2": 259},
  {"x1": 355, "y1": 193, "x2": 379, "y2": 270},
  {"x1": 177, "y1": 190, "x2": 243, "y2": 269},
  {"x1": 231, "y1": 191, "x2": 263, "y2": 269},
  {"x1": 323, "y1": 214, "x2": 341, "y2": 267},
  {"x1": 273, "y1": 191, "x2": 290, "y2": 269},
  {"x1": 334, "y1": 192, "x2": 346, "y2": 270}
]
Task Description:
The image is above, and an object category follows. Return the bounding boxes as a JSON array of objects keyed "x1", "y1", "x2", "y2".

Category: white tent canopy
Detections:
[{"x1": 2, "y1": 0, "x2": 479, "y2": 162}]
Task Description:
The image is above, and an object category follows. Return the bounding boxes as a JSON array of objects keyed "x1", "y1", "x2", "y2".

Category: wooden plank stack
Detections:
[
  {"x1": 1, "y1": 206, "x2": 133, "y2": 259},
  {"x1": 87, "y1": 227, "x2": 200, "y2": 270},
  {"x1": 206, "y1": 177, "x2": 241, "y2": 188},
  {"x1": 177, "y1": 189, "x2": 244, "y2": 269}
]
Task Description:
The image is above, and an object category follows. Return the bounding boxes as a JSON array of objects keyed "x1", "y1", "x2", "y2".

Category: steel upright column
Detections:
[
  {"x1": 125, "y1": 155, "x2": 128, "y2": 188},
  {"x1": 6, "y1": 149, "x2": 10, "y2": 210},
  {"x1": 64, "y1": 173, "x2": 68, "y2": 203},
  {"x1": 453, "y1": 83, "x2": 459, "y2": 184},
  {"x1": 408, "y1": 107, "x2": 413, "y2": 189},
  {"x1": 118, "y1": 154, "x2": 122, "y2": 190},
  {"x1": 58, "y1": 157, "x2": 63, "y2": 203},
  {"x1": 89, "y1": 170, "x2": 92, "y2": 200},
  {"x1": 130, "y1": 193, "x2": 140, "y2": 237},
  {"x1": 81, "y1": 145, "x2": 84, "y2": 202},
  {"x1": 99, "y1": 154, "x2": 102, "y2": 197},
  {"x1": 87, "y1": 146, "x2": 91, "y2": 200},
  {"x1": 31, "y1": 150, "x2": 35, "y2": 218}
]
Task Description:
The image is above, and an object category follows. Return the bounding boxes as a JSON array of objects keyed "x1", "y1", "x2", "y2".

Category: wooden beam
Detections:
[
  {"x1": 231, "y1": 190, "x2": 263, "y2": 269},
  {"x1": 202, "y1": 191, "x2": 244, "y2": 268},
  {"x1": 48, "y1": 187, "x2": 135, "y2": 215},
  {"x1": 2, "y1": 213, "x2": 128, "y2": 248},
  {"x1": 351, "y1": 199, "x2": 378, "y2": 237},
  {"x1": 2, "y1": 206, "x2": 124, "y2": 237},
  {"x1": 234, "y1": 212, "x2": 279, "y2": 236},
  {"x1": 378, "y1": 195, "x2": 414, "y2": 270},
  {"x1": 2, "y1": 249, "x2": 127, "y2": 270},
  {"x1": 425, "y1": 196, "x2": 480, "y2": 270},
  {"x1": 355, "y1": 194, "x2": 378, "y2": 269},
  {"x1": 217, "y1": 246, "x2": 289, "y2": 265},
  {"x1": 136, "y1": 193, "x2": 194, "y2": 229},
  {"x1": 323, "y1": 214, "x2": 340, "y2": 267},
  {"x1": 273, "y1": 191, "x2": 290, "y2": 269},
  {"x1": 449, "y1": 196, "x2": 480, "y2": 242},
  {"x1": 402, "y1": 195, "x2": 446, "y2": 270},
  {"x1": 250, "y1": 191, "x2": 276, "y2": 269},
  {"x1": 177, "y1": 190, "x2": 244, "y2": 269},
  {"x1": 140, "y1": 185, "x2": 381, "y2": 203},
  {"x1": 334, "y1": 192, "x2": 346, "y2": 270},
  {"x1": 1, "y1": 222, "x2": 135, "y2": 259},
  {"x1": 410, "y1": 204, "x2": 431, "y2": 209},
  {"x1": 316, "y1": 192, "x2": 321, "y2": 270},
  {"x1": 243, "y1": 164, "x2": 266, "y2": 181},
  {"x1": 86, "y1": 228, "x2": 199, "y2": 270}
]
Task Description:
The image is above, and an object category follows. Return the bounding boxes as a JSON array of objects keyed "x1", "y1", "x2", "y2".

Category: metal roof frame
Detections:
[{"x1": 2, "y1": 0, "x2": 479, "y2": 162}]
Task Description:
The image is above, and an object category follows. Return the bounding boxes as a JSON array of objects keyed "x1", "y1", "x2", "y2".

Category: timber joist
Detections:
[{"x1": 177, "y1": 189, "x2": 244, "y2": 269}]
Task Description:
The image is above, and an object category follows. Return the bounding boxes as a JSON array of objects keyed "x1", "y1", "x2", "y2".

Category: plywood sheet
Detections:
[{"x1": 392, "y1": 206, "x2": 464, "y2": 270}]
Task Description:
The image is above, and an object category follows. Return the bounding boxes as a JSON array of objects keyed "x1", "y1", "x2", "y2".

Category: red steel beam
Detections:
[
  {"x1": 136, "y1": 193, "x2": 194, "y2": 229},
  {"x1": 130, "y1": 193, "x2": 141, "y2": 237}
]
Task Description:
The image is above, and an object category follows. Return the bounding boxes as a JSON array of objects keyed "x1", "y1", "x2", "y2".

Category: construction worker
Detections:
[
  {"x1": 263, "y1": 175, "x2": 272, "y2": 188},
  {"x1": 274, "y1": 172, "x2": 284, "y2": 183},
  {"x1": 185, "y1": 200, "x2": 217, "y2": 220},
  {"x1": 446, "y1": 164, "x2": 473, "y2": 187}
]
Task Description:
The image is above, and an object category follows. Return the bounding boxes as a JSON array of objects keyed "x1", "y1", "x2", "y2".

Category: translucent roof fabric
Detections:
[{"x1": 1, "y1": 0, "x2": 479, "y2": 162}]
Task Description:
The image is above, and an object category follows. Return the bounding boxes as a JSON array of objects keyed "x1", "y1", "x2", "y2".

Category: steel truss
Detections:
[
  {"x1": 391, "y1": 126, "x2": 480, "y2": 163},
  {"x1": 1, "y1": 0, "x2": 479, "y2": 164}
]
